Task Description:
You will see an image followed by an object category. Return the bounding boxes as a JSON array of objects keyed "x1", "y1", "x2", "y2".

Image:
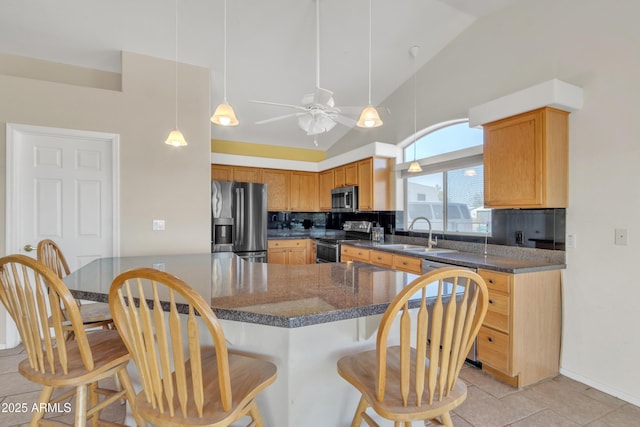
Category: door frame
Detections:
[{"x1": 3, "y1": 123, "x2": 120, "y2": 348}]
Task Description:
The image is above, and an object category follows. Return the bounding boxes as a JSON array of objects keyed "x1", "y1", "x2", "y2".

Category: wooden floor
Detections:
[{"x1": 0, "y1": 345, "x2": 638, "y2": 426}]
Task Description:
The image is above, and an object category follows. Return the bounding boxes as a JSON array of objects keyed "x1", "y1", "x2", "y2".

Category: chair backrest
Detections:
[
  {"x1": 0, "y1": 255, "x2": 95, "y2": 374},
  {"x1": 376, "y1": 267, "x2": 488, "y2": 407},
  {"x1": 109, "y1": 267, "x2": 232, "y2": 419},
  {"x1": 37, "y1": 239, "x2": 71, "y2": 279}
]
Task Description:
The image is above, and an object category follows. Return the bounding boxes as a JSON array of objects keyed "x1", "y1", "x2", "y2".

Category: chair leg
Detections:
[
  {"x1": 75, "y1": 384, "x2": 88, "y2": 427},
  {"x1": 351, "y1": 395, "x2": 369, "y2": 427},
  {"x1": 30, "y1": 386, "x2": 53, "y2": 427},
  {"x1": 117, "y1": 365, "x2": 148, "y2": 427},
  {"x1": 247, "y1": 399, "x2": 264, "y2": 427},
  {"x1": 440, "y1": 412, "x2": 453, "y2": 427},
  {"x1": 89, "y1": 381, "x2": 99, "y2": 427}
]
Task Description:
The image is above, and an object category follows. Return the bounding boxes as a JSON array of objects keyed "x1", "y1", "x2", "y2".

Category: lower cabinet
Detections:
[
  {"x1": 477, "y1": 268, "x2": 562, "y2": 387},
  {"x1": 268, "y1": 239, "x2": 312, "y2": 264},
  {"x1": 340, "y1": 246, "x2": 370, "y2": 263},
  {"x1": 342, "y1": 246, "x2": 422, "y2": 274}
]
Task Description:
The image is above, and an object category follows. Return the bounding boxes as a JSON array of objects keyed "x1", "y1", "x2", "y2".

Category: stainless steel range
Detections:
[{"x1": 315, "y1": 220, "x2": 373, "y2": 263}]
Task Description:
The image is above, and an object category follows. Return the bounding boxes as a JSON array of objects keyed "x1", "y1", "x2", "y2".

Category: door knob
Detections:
[{"x1": 23, "y1": 244, "x2": 34, "y2": 252}]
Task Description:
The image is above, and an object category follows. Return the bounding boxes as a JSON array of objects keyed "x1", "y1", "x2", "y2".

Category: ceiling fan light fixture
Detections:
[
  {"x1": 211, "y1": 102, "x2": 239, "y2": 126},
  {"x1": 165, "y1": 129, "x2": 188, "y2": 147},
  {"x1": 357, "y1": 105, "x2": 383, "y2": 128}
]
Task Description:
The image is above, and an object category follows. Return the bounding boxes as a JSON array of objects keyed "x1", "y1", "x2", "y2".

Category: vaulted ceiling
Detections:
[{"x1": 0, "y1": 0, "x2": 524, "y2": 150}]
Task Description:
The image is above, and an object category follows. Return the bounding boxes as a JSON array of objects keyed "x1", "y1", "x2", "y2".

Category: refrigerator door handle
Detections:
[{"x1": 235, "y1": 187, "x2": 245, "y2": 247}]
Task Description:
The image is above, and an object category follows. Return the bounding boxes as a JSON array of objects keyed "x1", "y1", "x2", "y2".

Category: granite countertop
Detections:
[
  {"x1": 341, "y1": 240, "x2": 566, "y2": 274},
  {"x1": 63, "y1": 252, "x2": 418, "y2": 328}
]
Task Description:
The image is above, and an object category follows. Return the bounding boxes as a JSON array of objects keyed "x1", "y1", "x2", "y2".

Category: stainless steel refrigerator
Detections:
[{"x1": 211, "y1": 181, "x2": 267, "y2": 262}]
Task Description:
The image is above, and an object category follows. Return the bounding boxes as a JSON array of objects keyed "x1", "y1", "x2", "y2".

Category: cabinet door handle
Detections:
[
  {"x1": 488, "y1": 337, "x2": 494, "y2": 343},
  {"x1": 488, "y1": 279, "x2": 495, "y2": 284},
  {"x1": 489, "y1": 299, "x2": 495, "y2": 304}
]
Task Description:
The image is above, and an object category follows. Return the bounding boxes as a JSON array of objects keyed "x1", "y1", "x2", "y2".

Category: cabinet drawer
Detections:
[
  {"x1": 484, "y1": 292, "x2": 510, "y2": 333},
  {"x1": 392, "y1": 255, "x2": 422, "y2": 274},
  {"x1": 478, "y1": 326, "x2": 510, "y2": 373},
  {"x1": 268, "y1": 239, "x2": 306, "y2": 249},
  {"x1": 478, "y1": 269, "x2": 511, "y2": 294},
  {"x1": 341, "y1": 246, "x2": 370, "y2": 262},
  {"x1": 370, "y1": 250, "x2": 393, "y2": 267}
]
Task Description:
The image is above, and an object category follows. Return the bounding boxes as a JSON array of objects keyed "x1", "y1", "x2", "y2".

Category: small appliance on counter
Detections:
[{"x1": 212, "y1": 180, "x2": 267, "y2": 262}]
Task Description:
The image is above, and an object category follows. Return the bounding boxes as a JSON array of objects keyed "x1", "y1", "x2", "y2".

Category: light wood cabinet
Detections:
[
  {"x1": 211, "y1": 164, "x2": 233, "y2": 181},
  {"x1": 211, "y1": 165, "x2": 261, "y2": 182},
  {"x1": 334, "y1": 167, "x2": 346, "y2": 188},
  {"x1": 369, "y1": 250, "x2": 393, "y2": 268},
  {"x1": 290, "y1": 171, "x2": 318, "y2": 211},
  {"x1": 391, "y1": 254, "x2": 422, "y2": 274},
  {"x1": 345, "y1": 163, "x2": 358, "y2": 186},
  {"x1": 268, "y1": 239, "x2": 310, "y2": 264},
  {"x1": 262, "y1": 169, "x2": 290, "y2": 211},
  {"x1": 483, "y1": 107, "x2": 569, "y2": 208},
  {"x1": 318, "y1": 170, "x2": 334, "y2": 211},
  {"x1": 357, "y1": 157, "x2": 392, "y2": 211},
  {"x1": 340, "y1": 246, "x2": 370, "y2": 263},
  {"x1": 476, "y1": 268, "x2": 562, "y2": 387}
]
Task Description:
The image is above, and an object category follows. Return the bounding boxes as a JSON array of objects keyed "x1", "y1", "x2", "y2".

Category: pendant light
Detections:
[
  {"x1": 211, "y1": 0, "x2": 239, "y2": 126},
  {"x1": 407, "y1": 46, "x2": 422, "y2": 173},
  {"x1": 165, "y1": 0, "x2": 188, "y2": 147},
  {"x1": 357, "y1": 0, "x2": 383, "y2": 128}
]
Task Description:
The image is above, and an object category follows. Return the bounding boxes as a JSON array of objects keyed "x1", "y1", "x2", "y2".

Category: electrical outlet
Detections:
[
  {"x1": 515, "y1": 230, "x2": 524, "y2": 245},
  {"x1": 152, "y1": 219, "x2": 165, "y2": 231},
  {"x1": 614, "y1": 228, "x2": 628, "y2": 245},
  {"x1": 566, "y1": 234, "x2": 576, "y2": 248}
]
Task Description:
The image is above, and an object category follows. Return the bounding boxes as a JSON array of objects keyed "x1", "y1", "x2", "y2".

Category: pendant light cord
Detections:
[
  {"x1": 367, "y1": 0, "x2": 372, "y2": 105},
  {"x1": 223, "y1": 0, "x2": 228, "y2": 102},
  {"x1": 315, "y1": 0, "x2": 320, "y2": 88},
  {"x1": 174, "y1": 0, "x2": 179, "y2": 129}
]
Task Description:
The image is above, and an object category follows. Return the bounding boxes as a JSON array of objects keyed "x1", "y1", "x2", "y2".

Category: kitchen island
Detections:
[{"x1": 63, "y1": 252, "x2": 420, "y2": 426}]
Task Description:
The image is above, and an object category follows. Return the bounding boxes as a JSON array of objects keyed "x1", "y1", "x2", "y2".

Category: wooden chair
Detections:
[
  {"x1": 337, "y1": 267, "x2": 489, "y2": 427},
  {"x1": 37, "y1": 239, "x2": 113, "y2": 340},
  {"x1": 0, "y1": 254, "x2": 143, "y2": 427},
  {"x1": 109, "y1": 267, "x2": 277, "y2": 427}
]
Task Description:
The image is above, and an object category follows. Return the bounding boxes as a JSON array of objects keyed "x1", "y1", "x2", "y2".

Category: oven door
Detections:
[{"x1": 316, "y1": 240, "x2": 339, "y2": 263}]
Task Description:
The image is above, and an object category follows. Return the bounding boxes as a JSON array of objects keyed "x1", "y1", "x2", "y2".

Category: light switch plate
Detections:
[
  {"x1": 566, "y1": 234, "x2": 576, "y2": 248},
  {"x1": 152, "y1": 219, "x2": 165, "y2": 231},
  {"x1": 614, "y1": 228, "x2": 628, "y2": 245}
]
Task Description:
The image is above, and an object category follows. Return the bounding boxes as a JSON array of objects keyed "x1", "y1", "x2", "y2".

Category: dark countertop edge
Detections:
[{"x1": 341, "y1": 241, "x2": 566, "y2": 274}]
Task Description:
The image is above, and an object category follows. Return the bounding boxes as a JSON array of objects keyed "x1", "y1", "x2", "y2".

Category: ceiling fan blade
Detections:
[
  {"x1": 248, "y1": 100, "x2": 308, "y2": 111},
  {"x1": 331, "y1": 114, "x2": 357, "y2": 128},
  {"x1": 255, "y1": 113, "x2": 301, "y2": 125},
  {"x1": 314, "y1": 87, "x2": 334, "y2": 106}
]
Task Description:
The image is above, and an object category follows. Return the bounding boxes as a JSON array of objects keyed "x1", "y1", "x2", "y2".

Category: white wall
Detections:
[
  {"x1": 0, "y1": 52, "x2": 212, "y2": 345},
  {"x1": 332, "y1": 0, "x2": 640, "y2": 405}
]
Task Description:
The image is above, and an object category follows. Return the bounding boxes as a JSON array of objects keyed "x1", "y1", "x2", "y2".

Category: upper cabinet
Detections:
[
  {"x1": 290, "y1": 171, "x2": 318, "y2": 211},
  {"x1": 357, "y1": 157, "x2": 392, "y2": 211},
  {"x1": 318, "y1": 170, "x2": 334, "y2": 211},
  {"x1": 262, "y1": 169, "x2": 290, "y2": 211},
  {"x1": 483, "y1": 107, "x2": 569, "y2": 208},
  {"x1": 211, "y1": 165, "x2": 261, "y2": 183}
]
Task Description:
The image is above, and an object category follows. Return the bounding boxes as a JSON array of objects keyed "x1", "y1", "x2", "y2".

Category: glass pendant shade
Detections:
[
  {"x1": 165, "y1": 129, "x2": 188, "y2": 147},
  {"x1": 408, "y1": 161, "x2": 422, "y2": 173},
  {"x1": 211, "y1": 103, "x2": 239, "y2": 126},
  {"x1": 356, "y1": 105, "x2": 383, "y2": 128}
]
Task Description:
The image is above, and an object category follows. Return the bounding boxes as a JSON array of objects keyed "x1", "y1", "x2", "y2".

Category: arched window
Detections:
[{"x1": 402, "y1": 121, "x2": 490, "y2": 235}]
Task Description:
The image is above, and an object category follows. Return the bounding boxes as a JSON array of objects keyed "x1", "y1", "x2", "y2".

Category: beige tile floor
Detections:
[{"x1": 0, "y1": 344, "x2": 638, "y2": 427}]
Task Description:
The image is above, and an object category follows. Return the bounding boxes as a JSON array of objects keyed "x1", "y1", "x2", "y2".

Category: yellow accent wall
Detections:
[{"x1": 211, "y1": 139, "x2": 326, "y2": 162}]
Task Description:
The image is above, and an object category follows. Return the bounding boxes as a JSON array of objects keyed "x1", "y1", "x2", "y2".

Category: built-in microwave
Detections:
[{"x1": 331, "y1": 185, "x2": 358, "y2": 212}]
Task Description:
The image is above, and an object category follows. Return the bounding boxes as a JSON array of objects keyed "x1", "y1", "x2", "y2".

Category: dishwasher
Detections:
[{"x1": 421, "y1": 259, "x2": 481, "y2": 367}]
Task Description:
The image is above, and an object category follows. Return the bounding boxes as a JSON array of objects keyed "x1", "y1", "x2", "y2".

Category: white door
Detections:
[{"x1": 3, "y1": 123, "x2": 119, "y2": 347}]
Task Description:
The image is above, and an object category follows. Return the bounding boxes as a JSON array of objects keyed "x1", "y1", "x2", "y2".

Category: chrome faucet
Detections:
[{"x1": 408, "y1": 216, "x2": 436, "y2": 249}]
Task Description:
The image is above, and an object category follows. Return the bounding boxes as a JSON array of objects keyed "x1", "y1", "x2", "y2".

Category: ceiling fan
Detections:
[{"x1": 249, "y1": 0, "x2": 359, "y2": 141}]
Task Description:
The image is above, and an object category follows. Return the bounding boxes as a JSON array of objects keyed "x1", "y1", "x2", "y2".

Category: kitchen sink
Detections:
[
  {"x1": 404, "y1": 247, "x2": 458, "y2": 254},
  {"x1": 375, "y1": 244, "x2": 425, "y2": 250}
]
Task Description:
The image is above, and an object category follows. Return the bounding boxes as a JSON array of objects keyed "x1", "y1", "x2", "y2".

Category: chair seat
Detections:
[
  {"x1": 19, "y1": 330, "x2": 130, "y2": 388},
  {"x1": 136, "y1": 347, "x2": 277, "y2": 426},
  {"x1": 338, "y1": 346, "x2": 467, "y2": 421}
]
